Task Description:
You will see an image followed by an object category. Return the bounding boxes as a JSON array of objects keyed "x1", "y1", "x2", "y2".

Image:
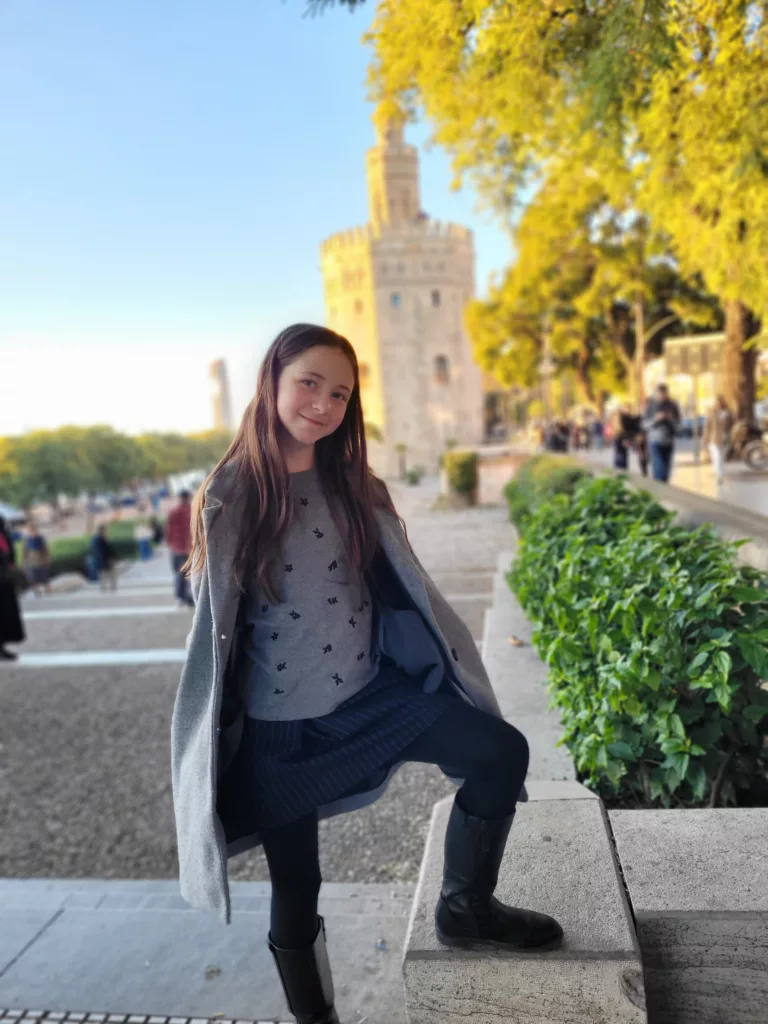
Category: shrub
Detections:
[
  {"x1": 404, "y1": 465, "x2": 427, "y2": 485},
  {"x1": 443, "y1": 450, "x2": 477, "y2": 497},
  {"x1": 503, "y1": 454, "x2": 589, "y2": 529},
  {"x1": 509, "y1": 475, "x2": 768, "y2": 809}
]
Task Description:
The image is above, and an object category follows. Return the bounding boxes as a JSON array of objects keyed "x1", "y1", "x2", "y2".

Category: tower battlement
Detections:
[
  {"x1": 320, "y1": 218, "x2": 471, "y2": 255},
  {"x1": 320, "y1": 225, "x2": 374, "y2": 254}
]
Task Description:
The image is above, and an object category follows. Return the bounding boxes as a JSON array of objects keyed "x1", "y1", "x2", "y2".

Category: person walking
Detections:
[
  {"x1": 166, "y1": 490, "x2": 194, "y2": 608},
  {"x1": 703, "y1": 395, "x2": 734, "y2": 487},
  {"x1": 23, "y1": 522, "x2": 52, "y2": 596},
  {"x1": 91, "y1": 525, "x2": 118, "y2": 592},
  {"x1": 170, "y1": 324, "x2": 562, "y2": 1024},
  {"x1": 0, "y1": 515, "x2": 25, "y2": 660},
  {"x1": 643, "y1": 383, "x2": 681, "y2": 483},
  {"x1": 134, "y1": 520, "x2": 154, "y2": 561}
]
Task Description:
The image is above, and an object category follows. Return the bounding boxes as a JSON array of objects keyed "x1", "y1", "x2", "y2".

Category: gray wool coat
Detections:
[{"x1": 170, "y1": 468, "x2": 521, "y2": 925}]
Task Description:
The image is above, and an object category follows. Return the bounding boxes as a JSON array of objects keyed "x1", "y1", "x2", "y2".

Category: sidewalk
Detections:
[{"x1": 0, "y1": 880, "x2": 413, "y2": 1024}]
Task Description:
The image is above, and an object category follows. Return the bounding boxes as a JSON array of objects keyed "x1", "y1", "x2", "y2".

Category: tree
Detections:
[
  {"x1": 2, "y1": 432, "x2": 86, "y2": 509},
  {"x1": 633, "y1": 3, "x2": 768, "y2": 419},
  {"x1": 466, "y1": 152, "x2": 720, "y2": 410},
  {"x1": 359, "y1": 0, "x2": 768, "y2": 418}
]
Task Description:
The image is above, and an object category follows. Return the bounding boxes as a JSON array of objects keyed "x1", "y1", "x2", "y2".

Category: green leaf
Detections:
[
  {"x1": 744, "y1": 705, "x2": 768, "y2": 723},
  {"x1": 735, "y1": 637, "x2": 768, "y2": 677},
  {"x1": 607, "y1": 741, "x2": 636, "y2": 761},
  {"x1": 669, "y1": 713, "x2": 686, "y2": 739},
  {"x1": 731, "y1": 586, "x2": 766, "y2": 604},
  {"x1": 714, "y1": 650, "x2": 732, "y2": 679},
  {"x1": 687, "y1": 762, "x2": 708, "y2": 801},
  {"x1": 689, "y1": 650, "x2": 709, "y2": 673}
]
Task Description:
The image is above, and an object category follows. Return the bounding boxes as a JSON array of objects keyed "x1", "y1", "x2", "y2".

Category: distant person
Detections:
[
  {"x1": 592, "y1": 418, "x2": 604, "y2": 450},
  {"x1": 149, "y1": 515, "x2": 164, "y2": 545},
  {"x1": 23, "y1": 523, "x2": 52, "y2": 596},
  {"x1": 643, "y1": 384, "x2": 681, "y2": 483},
  {"x1": 703, "y1": 395, "x2": 734, "y2": 486},
  {"x1": 166, "y1": 490, "x2": 194, "y2": 608},
  {"x1": 134, "y1": 520, "x2": 154, "y2": 561},
  {"x1": 91, "y1": 525, "x2": 118, "y2": 592},
  {"x1": 613, "y1": 406, "x2": 634, "y2": 470},
  {"x1": 0, "y1": 515, "x2": 25, "y2": 660}
]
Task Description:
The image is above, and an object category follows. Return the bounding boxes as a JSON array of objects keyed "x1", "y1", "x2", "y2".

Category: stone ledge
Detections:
[
  {"x1": 402, "y1": 796, "x2": 645, "y2": 1023},
  {"x1": 484, "y1": 551, "x2": 575, "y2": 783},
  {"x1": 579, "y1": 458, "x2": 768, "y2": 571},
  {"x1": 610, "y1": 809, "x2": 768, "y2": 1024}
]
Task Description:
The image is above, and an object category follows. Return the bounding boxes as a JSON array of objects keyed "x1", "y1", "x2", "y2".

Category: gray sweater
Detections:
[{"x1": 241, "y1": 466, "x2": 381, "y2": 720}]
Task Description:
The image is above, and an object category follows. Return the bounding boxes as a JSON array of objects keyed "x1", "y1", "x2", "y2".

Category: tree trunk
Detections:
[
  {"x1": 575, "y1": 350, "x2": 596, "y2": 406},
  {"x1": 721, "y1": 299, "x2": 758, "y2": 422},
  {"x1": 633, "y1": 291, "x2": 646, "y2": 409}
]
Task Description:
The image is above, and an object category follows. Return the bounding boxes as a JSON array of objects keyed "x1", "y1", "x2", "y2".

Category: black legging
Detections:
[{"x1": 261, "y1": 699, "x2": 529, "y2": 947}]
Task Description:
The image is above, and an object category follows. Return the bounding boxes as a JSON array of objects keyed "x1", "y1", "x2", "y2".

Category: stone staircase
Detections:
[
  {"x1": 1, "y1": 546, "x2": 647, "y2": 1023},
  {"x1": 400, "y1": 552, "x2": 646, "y2": 1024}
]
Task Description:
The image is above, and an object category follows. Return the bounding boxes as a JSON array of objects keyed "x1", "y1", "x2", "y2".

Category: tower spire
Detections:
[{"x1": 366, "y1": 114, "x2": 421, "y2": 230}]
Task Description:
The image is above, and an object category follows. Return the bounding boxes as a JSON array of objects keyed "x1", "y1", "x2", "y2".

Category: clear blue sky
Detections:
[{"x1": 0, "y1": 0, "x2": 512, "y2": 436}]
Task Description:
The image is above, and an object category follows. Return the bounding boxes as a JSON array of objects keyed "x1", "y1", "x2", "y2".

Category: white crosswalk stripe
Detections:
[
  {"x1": 24, "y1": 606, "x2": 189, "y2": 620},
  {"x1": 13, "y1": 649, "x2": 187, "y2": 667}
]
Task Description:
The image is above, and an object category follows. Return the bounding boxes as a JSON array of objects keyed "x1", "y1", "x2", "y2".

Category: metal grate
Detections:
[{"x1": 0, "y1": 1014, "x2": 291, "y2": 1024}]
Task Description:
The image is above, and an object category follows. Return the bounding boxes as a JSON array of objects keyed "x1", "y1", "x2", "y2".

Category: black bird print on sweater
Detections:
[{"x1": 241, "y1": 467, "x2": 381, "y2": 720}]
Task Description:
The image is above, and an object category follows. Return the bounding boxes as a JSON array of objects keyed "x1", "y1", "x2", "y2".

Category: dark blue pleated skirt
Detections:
[{"x1": 219, "y1": 654, "x2": 460, "y2": 836}]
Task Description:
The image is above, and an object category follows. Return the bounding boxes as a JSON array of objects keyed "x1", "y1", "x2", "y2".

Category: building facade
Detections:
[
  {"x1": 319, "y1": 121, "x2": 485, "y2": 478},
  {"x1": 208, "y1": 359, "x2": 234, "y2": 432},
  {"x1": 658, "y1": 333, "x2": 768, "y2": 417}
]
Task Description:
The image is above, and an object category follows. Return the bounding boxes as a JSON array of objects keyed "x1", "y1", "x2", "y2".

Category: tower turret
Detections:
[{"x1": 366, "y1": 118, "x2": 421, "y2": 230}]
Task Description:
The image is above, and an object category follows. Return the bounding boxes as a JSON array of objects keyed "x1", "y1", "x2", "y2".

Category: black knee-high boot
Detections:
[
  {"x1": 435, "y1": 797, "x2": 564, "y2": 951},
  {"x1": 268, "y1": 915, "x2": 340, "y2": 1024}
]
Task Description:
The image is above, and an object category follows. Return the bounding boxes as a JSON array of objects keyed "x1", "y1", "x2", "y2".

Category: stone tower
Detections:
[
  {"x1": 208, "y1": 359, "x2": 234, "y2": 432},
  {"x1": 320, "y1": 120, "x2": 484, "y2": 478}
]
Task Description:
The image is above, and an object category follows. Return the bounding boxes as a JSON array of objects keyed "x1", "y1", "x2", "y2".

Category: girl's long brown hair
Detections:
[{"x1": 184, "y1": 323, "x2": 410, "y2": 604}]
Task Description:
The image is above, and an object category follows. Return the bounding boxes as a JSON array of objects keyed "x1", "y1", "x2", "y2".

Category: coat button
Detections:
[
  {"x1": 221, "y1": 633, "x2": 226, "y2": 640},
  {"x1": 451, "y1": 647, "x2": 459, "y2": 661}
]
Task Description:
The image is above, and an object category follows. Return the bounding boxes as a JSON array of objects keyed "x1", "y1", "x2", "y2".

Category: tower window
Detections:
[
  {"x1": 431, "y1": 290, "x2": 441, "y2": 307},
  {"x1": 434, "y1": 355, "x2": 450, "y2": 384},
  {"x1": 390, "y1": 292, "x2": 402, "y2": 309},
  {"x1": 354, "y1": 298, "x2": 364, "y2": 315}
]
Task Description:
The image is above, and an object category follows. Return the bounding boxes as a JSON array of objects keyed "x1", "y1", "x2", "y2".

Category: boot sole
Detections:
[{"x1": 435, "y1": 927, "x2": 564, "y2": 953}]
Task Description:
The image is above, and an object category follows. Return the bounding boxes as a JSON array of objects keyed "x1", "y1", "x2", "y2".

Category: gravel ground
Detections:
[
  {"x1": 1, "y1": 485, "x2": 514, "y2": 885},
  {"x1": 0, "y1": 661, "x2": 454, "y2": 882}
]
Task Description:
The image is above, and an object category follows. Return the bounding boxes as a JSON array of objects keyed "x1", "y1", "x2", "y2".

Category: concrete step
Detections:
[
  {"x1": 0, "y1": 880, "x2": 414, "y2": 1024},
  {"x1": 483, "y1": 550, "x2": 575, "y2": 782},
  {"x1": 610, "y1": 809, "x2": 768, "y2": 1024},
  {"x1": 402, "y1": 790, "x2": 646, "y2": 1024}
]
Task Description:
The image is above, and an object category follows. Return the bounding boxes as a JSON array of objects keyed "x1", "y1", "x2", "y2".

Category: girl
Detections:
[{"x1": 171, "y1": 325, "x2": 562, "y2": 1024}]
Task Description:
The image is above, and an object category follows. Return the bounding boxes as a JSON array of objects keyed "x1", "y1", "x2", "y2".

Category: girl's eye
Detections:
[
  {"x1": 301, "y1": 379, "x2": 316, "y2": 388},
  {"x1": 334, "y1": 393, "x2": 348, "y2": 403}
]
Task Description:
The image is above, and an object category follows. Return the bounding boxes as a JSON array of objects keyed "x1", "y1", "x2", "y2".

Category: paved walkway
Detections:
[{"x1": 588, "y1": 440, "x2": 768, "y2": 516}]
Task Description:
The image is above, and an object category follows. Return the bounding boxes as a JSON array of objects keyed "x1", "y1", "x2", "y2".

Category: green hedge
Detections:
[
  {"x1": 502, "y1": 454, "x2": 588, "y2": 528},
  {"x1": 13, "y1": 520, "x2": 140, "y2": 586},
  {"x1": 442, "y1": 450, "x2": 478, "y2": 496},
  {"x1": 508, "y1": 473, "x2": 768, "y2": 809}
]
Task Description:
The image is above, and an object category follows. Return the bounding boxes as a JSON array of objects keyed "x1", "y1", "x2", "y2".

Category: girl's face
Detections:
[{"x1": 276, "y1": 345, "x2": 355, "y2": 450}]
